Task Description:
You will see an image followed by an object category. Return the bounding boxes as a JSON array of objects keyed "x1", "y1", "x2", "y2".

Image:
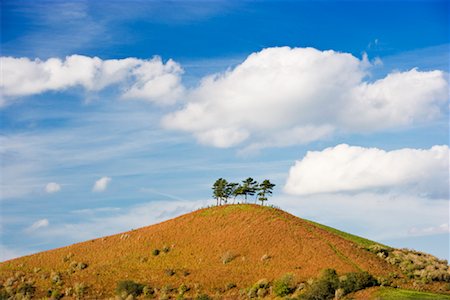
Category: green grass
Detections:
[
  {"x1": 304, "y1": 219, "x2": 389, "y2": 249},
  {"x1": 376, "y1": 287, "x2": 450, "y2": 299}
]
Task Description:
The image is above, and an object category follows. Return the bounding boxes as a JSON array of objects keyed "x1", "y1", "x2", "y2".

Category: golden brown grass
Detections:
[{"x1": 0, "y1": 204, "x2": 444, "y2": 298}]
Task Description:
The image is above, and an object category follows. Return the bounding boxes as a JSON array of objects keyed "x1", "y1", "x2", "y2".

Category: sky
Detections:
[{"x1": 1, "y1": 0, "x2": 449, "y2": 262}]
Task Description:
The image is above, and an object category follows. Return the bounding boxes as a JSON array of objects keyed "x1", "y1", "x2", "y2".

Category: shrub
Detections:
[
  {"x1": 49, "y1": 289, "x2": 63, "y2": 300},
  {"x1": 143, "y1": 285, "x2": 155, "y2": 297},
  {"x1": 226, "y1": 282, "x2": 237, "y2": 290},
  {"x1": 339, "y1": 271, "x2": 378, "y2": 294},
  {"x1": 273, "y1": 273, "x2": 296, "y2": 297},
  {"x1": 165, "y1": 269, "x2": 176, "y2": 276},
  {"x1": 77, "y1": 262, "x2": 88, "y2": 270},
  {"x1": 178, "y1": 284, "x2": 189, "y2": 295},
  {"x1": 116, "y1": 280, "x2": 144, "y2": 297},
  {"x1": 196, "y1": 294, "x2": 211, "y2": 300},
  {"x1": 50, "y1": 271, "x2": 62, "y2": 284},
  {"x1": 73, "y1": 282, "x2": 88, "y2": 299},
  {"x1": 17, "y1": 282, "x2": 36, "y2": 297},
  {"x1": 301, "y1": 269, "x2": 339, "y2": 300},
  {"x1": 152, "y1": 249, "x2": 160, "y2": 256},
  {"x1": 248, "y1": 279, "x2": 270, "y2": 299},
  {"x1": 162, "y1": 245, "x2": 171, "y2": 253}
]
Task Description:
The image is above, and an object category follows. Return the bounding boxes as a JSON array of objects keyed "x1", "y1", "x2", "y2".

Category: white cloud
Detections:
[
  {"x1": 26, "y1": 219, "x2": 49, "y2": 232},
  {"x1": 284, "y1": 144, "x2": 449, "y2": 197},
  {"x1": 92, "y1": 176, "x2": 111, "y2": 192},
  {"x1": 409, "y1": 224, "x2": 450, "y2": 236},
  {"x1": 1, "y1": 55, "x2": 184, "y2": 105},
  {"x1": 45, "y1": 182, "x2": 61, "y2": 193},
  {"x1": 163, "y1": 47, "x2": 448, "y2": 149}
]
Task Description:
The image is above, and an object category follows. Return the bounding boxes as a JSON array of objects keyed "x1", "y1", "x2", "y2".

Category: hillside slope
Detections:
[{"x1": 1, "y1": 204, "x2": 449, "y2": 299}]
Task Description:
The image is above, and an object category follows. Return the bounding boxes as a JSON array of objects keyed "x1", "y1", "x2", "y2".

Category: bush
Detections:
[
  {"x1": 339, "y1": 271, "x2": 378, "y2": 294},
  {"x1": 165, "y1": 269, "x2": 176, "y2": 276},
  {"x1": 178, "y1": 284, "x2": 189, "y2": 295},
  {"x1": 143, "y1": 285, "x2": 155, "y2": 297},
  {"x1": 162, "y1": 245, "x2": 171, "y2": 253},
  {"x1": 273, "y1": 273, "x2": 296, "y2": 297},
  {"x1": 301, "y1": 269, "x2": 339, "y2": 300},
  {"x1": 152, "y1": 249, "x2": 160, "y2": 256},
  {"x1": 77, "y1": 262, "x2": 88, "y2": 270},
  {"x1": 17, "y1": 282, "x2": 36, "y2": 297},
  {"x1": 116, "y1": 280, "x2": 144, "y2": 297},
  {"x1": 226, "y1": 282, "x2": 237, "y2": 290},
  {"x1": 248, "y1": 279, "x2": 270, "y2": 298},
  {"x1": 196, "y1": 294, "x2": 211, "y2": 300},
  {"x1": 73, "y1": 283, "x2": 88, "y2": 299}
]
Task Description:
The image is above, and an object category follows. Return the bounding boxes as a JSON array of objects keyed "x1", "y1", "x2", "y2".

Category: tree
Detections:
[
  {"x1": 226, "y1": 182, "x2": 239, "y2": 204},
  {"x1": 257, "y1": 179, "x2": 275, "y2": 206},
  {"x1": 212, "y1": 178, "x2": 228, "y2": 205},
  {"x1": 241, "y1": 177, "x2": 258, "y2": 203}
]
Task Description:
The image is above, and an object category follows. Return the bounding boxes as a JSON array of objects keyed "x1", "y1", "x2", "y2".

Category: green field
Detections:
[
  {"x1": 304, "y1": 219, "x2": 389, "y2": 249},
  {"x1": 375, "y1": 287, "x2": 450, "y2": 300}
]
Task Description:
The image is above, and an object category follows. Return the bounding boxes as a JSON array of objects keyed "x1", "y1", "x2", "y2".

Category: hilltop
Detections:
[{"x1": 1, "y1": 204, "x2": 449, "y2": 299}]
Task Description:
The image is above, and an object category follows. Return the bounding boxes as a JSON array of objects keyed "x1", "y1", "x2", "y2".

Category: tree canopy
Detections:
[{"x1": 212, "y1": 178, "x2": 275, "y2": 206}]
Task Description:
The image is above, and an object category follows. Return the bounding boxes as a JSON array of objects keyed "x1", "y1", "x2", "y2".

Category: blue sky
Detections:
[{"x1": 1, "y1": 0, "x2": 449, "y2": 261}]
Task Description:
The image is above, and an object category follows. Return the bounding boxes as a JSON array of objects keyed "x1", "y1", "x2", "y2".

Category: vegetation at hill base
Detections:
[{"x1": 1, "y1": 204, "x2": 449, "y2": 299}]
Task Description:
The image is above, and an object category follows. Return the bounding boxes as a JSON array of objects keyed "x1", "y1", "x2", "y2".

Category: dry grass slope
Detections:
[{"x1": 1, "y1": 204, "x2": 448, "y2": 299}]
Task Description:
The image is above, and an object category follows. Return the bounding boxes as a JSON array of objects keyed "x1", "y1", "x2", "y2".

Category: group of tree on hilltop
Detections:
[{"x1": 212, "y1": 177, "x2": 275, "y2": 206}]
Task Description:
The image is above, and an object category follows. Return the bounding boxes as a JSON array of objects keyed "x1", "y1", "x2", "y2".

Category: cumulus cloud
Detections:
[
  {"x1": 45, "y1": 182, "x2": 61, "y2": 193},
  {"x1": 284, "y1": 144, "x2": 449, "y2": 197},
  {"x1": 26, "y1": 219, "x2": 49, "y2": 232},
  {"x1": 92, "y1": 176, "x2": 111, "y2": 192},
  {"x1": 163, "y1": 47, "x2": 448, "y2": 149},
  {"x1": 1, "y1": 55, "x2": 184, "y2": 105}
]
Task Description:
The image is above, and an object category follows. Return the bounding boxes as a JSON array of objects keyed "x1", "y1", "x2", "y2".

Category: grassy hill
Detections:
[{"x1": 1, "y1": 204, "x2": 449, "y2": 299}]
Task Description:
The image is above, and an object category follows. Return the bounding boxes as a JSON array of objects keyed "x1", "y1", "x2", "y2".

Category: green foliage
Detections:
[
  {"x1": 212, "y1": 178, "x2": 229, "y2": 205},
  {"x1": 212, "y1": 177, "x2": 276, "y2": 205},
  {"x1": 116, "y1": 280, "x2": 144, "y2": 297},
  {"x1": 178, "y1": 284, "x2": 189, "y2": 295},
  {"x1": 248, "y1": 279, "x2": 270, "y2": 298},
  {"x1": 301, "y1": 269, "x2": 339, "y2": 300},
  {"x1": 339, "y1": 271, "x2": 378, "y2": 294},
  {"x1": 73, "y1": 282, "x2": 88, "y2": 299},
  {"x1": 143, "y1": 285, "x2": 155, "y2": 297},
  {"x1": 162, "y1": 245, "x2": 171, "y2": 253},
  {"x1": 241, "y1": 177, "x2": 258, "y2": 202},
  {"x1": 196, "y1": 294, "x2": 211, "y2": 300},
  {"x1": 17, "y1": 282, "x2": 36, "y2": 297},
  {"x1": 273, "y1": 273, "x2": 296, "y2": 297},
  {"x1": 49, "y1": 288, "x2": 64, "y2": 300},
  {"x1": 152, "y1": 249, "x2": 160, "y2": 256},
  {"x1": 257, "y1": 179, "x2": 275, "y2": 205},
  {"x1": 301, "y1": 269, "x2": 379, "y2": 300}
]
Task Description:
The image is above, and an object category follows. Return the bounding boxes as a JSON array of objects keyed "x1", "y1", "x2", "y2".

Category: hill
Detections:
[{"x1": 1, "y1": 204, "x2": 449, "y2": 299}]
